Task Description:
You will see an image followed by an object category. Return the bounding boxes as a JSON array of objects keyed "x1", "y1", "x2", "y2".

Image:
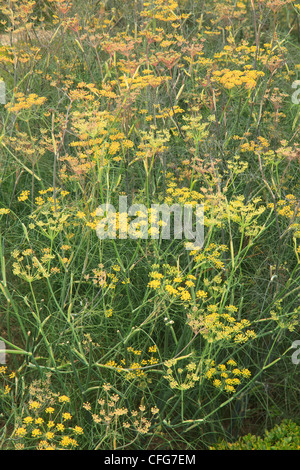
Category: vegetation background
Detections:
[{"x1": 0, "y1": 0, "x2": 300, "y2": 450}]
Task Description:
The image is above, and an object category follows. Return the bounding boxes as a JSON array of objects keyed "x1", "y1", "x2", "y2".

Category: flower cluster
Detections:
[
  {"x1": 187, "y1": 304, "x2": 256, "y2": 344},
  {"x1": 0, "y1": 366, "x2": 16, "y2": 397},
  {"x1": 5, "y1": 92, "x2": 46, "y2": 114},
  {"x1": 205, "y1": 359, "x2": 251, "y2": 394},
  {"x1": 105, "y1": 345, "x2": 159, "y2": 380},
  {"x1": 11, "y1": 247, "x2": 56, "y2": 282},
  {"x1": 163, "y1": 358, "x2": 200, "y2": 391},
  {"x1": 12, "y1": 375, "x2": 83, "y2": 450},
  {"x1": 84, "y1": 383, "x2": 159, "y2": 447}
]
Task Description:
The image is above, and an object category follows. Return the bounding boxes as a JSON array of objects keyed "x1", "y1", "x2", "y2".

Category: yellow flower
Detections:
[
  {"x1": 213, "y1": 379, "x2": 222, "y2": 388},
  {"x1": 112, "y1": 264, "x2": 121, "y2": 272},
  {"x1": 76, "y1": 211, "x2": 86, "y2": 219},
  {"x1": 60, "y1": 436, "x2": 78, "y2": 448},
  {"x1": 0, "y1": 208, "x2": 10, "y2": 215},
  {"x1": 242, "y1": 368, "x2": 251, "y2": 378},
  {"x1": 58, "y1": 395, "x2": 70, "y2": 403},
  {"x1": 60, "y1": 436, "x2": 71, "y2": 447},
  {"x1": 227, "y1": 359, "x2": 237, "y2": 367},
  {"x1": 15, "y1": 427, "x2": 27, "y2": 437},
  {"x1": 105, "y1": 308, "x2": 113, "y2": 318},
  {"x1": 35, "y1": 196, "x2": 45, "y2": 206},
  {"x1": 62, "y1": 412, "x2": 72, "y2": 421},
  {"x1": 151, "y1": 407, "x2": 159, "y2": 415},
  {"x1": 148, "y1": 279, "x2": 161, "y2": 289},
  {"x1": 180, "y1": 290, "x2": 191, "y2": 301},
  {"x1": 224, "y1": 384, "x2": 235, "y2": 393},
  {"x1": 6, "y1": 92, "x2": 47, "y2": 113},
  {"x1": 35, "y1": 417, "x2": 44, "y2": 425},
  {"x1": 18, "y1": 190, "x2": 30, "y2": 202},
  {"x1": 32, "y1": 428, "x2": 42, "y2": 438},
  {"x1": 73, "y1": 426, "x2": 84, "y2": 435},
  {"x1": 29, "y1": 401, "x2": 42, "y2": 410},
  {"x1": 196, "y1": 290, "x2": 208, "y2": 299}
]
